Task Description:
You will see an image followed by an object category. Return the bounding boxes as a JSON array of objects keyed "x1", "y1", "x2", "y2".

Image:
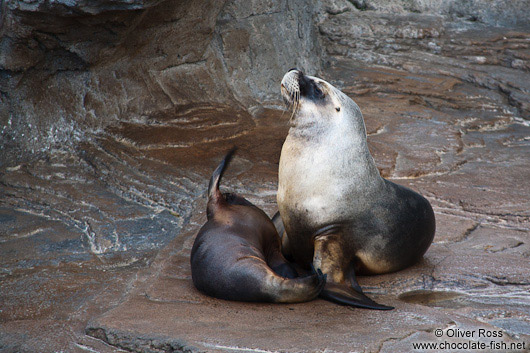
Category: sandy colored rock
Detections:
[
  {"x1": 1, "y1": 1, "x2": 530, "y2": 352},
  {"x1": 0, "y1": 0, "x2": 321, "y2": 163}
]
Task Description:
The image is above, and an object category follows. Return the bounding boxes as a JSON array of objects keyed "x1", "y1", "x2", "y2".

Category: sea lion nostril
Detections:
[{"x1": 297, "y1": 73, "x2": 323, "y2": 99}]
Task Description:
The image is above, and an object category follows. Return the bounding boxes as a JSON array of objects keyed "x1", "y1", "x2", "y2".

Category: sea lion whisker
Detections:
[
  {"x1": 289, "y1": 91, "x2": 299, "y2": 120},
  {"x1": 292, "y1": 89, "x2": 300, "y2": 119},
  {"x1": 289, "y1": 93, "x2": 297, "y2": 121}
]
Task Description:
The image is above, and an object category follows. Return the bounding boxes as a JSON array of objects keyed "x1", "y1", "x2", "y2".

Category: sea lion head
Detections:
[{"x1": 280, "y1": 69, "x2": 363, "y2": 131}]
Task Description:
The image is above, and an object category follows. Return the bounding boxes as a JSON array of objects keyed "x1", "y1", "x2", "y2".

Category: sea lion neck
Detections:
[{"x1": 287, "y1": 105, "x2": 368, "y2": 147}]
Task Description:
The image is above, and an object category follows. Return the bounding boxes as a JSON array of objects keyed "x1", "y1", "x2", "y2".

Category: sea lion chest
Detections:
[{"x1": 278, "y1": 126, "x2": 382, "y2": 233}]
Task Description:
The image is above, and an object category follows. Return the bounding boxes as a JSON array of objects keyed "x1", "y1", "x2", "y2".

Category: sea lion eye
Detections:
[
  {"x1": 336, "y1": 107, "x2": 340, "y2": 112},
  {"x1": 315, "y1": 86, "x2": 324, "y2": 98}
]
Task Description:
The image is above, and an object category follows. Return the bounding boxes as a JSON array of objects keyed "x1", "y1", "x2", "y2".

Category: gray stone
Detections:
[
  {"x1": 0, "y1": 0, "x2": 322, "y2": 165},
  {"x1": 1, "y1": 0, "x2": 530, "y2": 352},
  {"x1": 339, "y1": 0, "x2": 530, "y2": 27}
]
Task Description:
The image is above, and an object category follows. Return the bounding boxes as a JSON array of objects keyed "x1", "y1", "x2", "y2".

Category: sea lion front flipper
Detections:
[
  {"x1": 313, "y1": 227, "x2": 393, "y2": 310},
  {"x1": 268, "y1": 247, "x2": 298, "y2": 279},
  {"x1": 320, "y1": 283, "x2": 393, "y2": 310},
  {"x1": 272, "y1": 211, "x2": 285, "y2": 240},
  {"x1": 272, "y1": 211, "x2": 293, "y2": 260},
  {"x1": 347, "y1": 263, "x2": 363, "y2": 294}
]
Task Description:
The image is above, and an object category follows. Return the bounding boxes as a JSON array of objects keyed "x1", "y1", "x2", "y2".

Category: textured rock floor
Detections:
[{"x1": 1, "y1": 12, "x2": 530, "y2": 353}]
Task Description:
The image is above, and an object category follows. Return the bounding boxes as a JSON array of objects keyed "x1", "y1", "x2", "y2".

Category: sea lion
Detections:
[
  {"x1": 191, "y1": 149, "x2": 326, "y2": 303},
  {"x1": 276, "y1": 69, "x2": 436, "y2": 310}
]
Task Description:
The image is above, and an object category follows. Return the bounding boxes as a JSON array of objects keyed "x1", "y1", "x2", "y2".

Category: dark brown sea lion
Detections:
[
  {"x1": 275, "y1": 69, "x2": 436, "y2": 310},
  {"x1": 191, "y1": 149, "x2": 326, "y2": 303}
]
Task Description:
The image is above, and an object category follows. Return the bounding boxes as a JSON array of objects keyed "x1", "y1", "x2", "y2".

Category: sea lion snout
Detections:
[
  {"x1": 280, "y1": 70, "x2": 300, "y2": 105},
  {"x1": 298, "y1": 72, "x2": 324, "y2": 100},
  {"x1": 281, "y1": 70, "x2": 324, "y2": 101}
]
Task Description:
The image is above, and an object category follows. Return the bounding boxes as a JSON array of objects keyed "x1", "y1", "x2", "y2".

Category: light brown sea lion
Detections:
[
  {"x1": 275, "y1": 69, "x2": 436, "y2": 310},
  {"x1": 191, "y1": 149, "x2": 326, "y2": 303}
]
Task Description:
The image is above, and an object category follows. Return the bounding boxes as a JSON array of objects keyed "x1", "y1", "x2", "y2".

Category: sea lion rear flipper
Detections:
[
  {"x1": 208, "y1": 147, "x2": 237, "y2": 200},
  {"x1": 313, "y1": 227, "x2": 393, "y2": 310}
]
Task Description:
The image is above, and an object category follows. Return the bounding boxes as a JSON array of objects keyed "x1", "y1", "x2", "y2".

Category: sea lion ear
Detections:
[{"x1": 335, "y1": 107, "x2": 341, "y2": 112}]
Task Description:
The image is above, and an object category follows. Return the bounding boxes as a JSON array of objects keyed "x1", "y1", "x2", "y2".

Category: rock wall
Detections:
[
  {"x1": 1, "y1": 0, "x2": 528, "y2": 165},
  {"x1": 1, "y1": 2, "x2": 529, "y2": 352},
  {"x1": 324, "y1": 0, "x2": 530, "y2": 27},
  {"x1": 320, "y1": 0, "x2": 530, "y2": 117},
  {"x1": 0, "y1": 0, "x2": 322, "y2": 165}
]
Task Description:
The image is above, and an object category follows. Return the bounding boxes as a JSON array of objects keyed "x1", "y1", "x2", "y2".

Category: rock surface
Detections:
[
  {"x1": 1, "y1": 0, "x2": 321, "y2": 163},
  {"x1": 1, "y1": 0, "x2": 530, "y2": 352}
]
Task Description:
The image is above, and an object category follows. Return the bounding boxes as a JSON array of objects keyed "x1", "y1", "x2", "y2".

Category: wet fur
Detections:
[{"x1": 190, "y1": 149, "x2": 326, "y2": 303}]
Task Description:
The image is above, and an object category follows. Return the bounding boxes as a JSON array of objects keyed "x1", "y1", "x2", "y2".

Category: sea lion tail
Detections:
[{"x1": 208, "y1": 147, "x2": 237, "y2": 201}]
